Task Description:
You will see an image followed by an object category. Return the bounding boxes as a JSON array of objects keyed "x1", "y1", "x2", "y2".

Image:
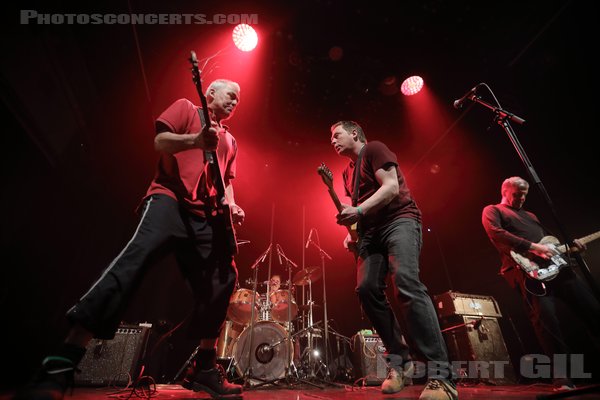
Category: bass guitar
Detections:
[
  {"x1": 317, "y1": 162, "x2": 359, "y2": 256},
  {"x1": 189, "y1": 51, "x2": 238, "y2": 255},
  {"x1": 510, "y1": 231, "x2": 600, "y2": 281}
]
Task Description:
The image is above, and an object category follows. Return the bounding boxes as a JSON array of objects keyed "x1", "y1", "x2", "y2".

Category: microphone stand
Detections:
[
  {"x1": 464, "y1": 88, "x2": 600, "y2": 303},
  {"x1": 242, "y1": 243, "x2": 272, "y2": 387},
  {"x1": 307, "y1": 229, "x2": 338, "y2": 385}
]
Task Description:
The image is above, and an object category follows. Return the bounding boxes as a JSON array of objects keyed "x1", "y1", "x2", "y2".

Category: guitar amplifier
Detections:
[
  {"x1": 75, "y1": 323, "x2": 151, "y2": 386},
  {"x1": 440, "y1": 316, "x2": 517, "y2": 385},
  {"x1": 350, "y1": 332, "x2": 387, "y2": 385},
  {"x1": 434, "y1": 291, "x2": 502, "y2": 319}
]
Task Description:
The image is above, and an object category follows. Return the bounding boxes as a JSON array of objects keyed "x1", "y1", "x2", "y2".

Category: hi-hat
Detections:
[{"x1": 292, "y1": 266, "x2": 322, "y2": 286}]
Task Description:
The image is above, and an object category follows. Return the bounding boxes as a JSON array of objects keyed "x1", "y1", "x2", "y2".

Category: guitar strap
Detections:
[{"x1": 351, "y1": 144, "x2": 366, "y2": 207}]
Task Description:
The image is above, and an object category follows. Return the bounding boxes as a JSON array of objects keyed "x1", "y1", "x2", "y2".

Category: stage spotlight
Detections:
[
  {"x1": 232, "y1": 24, "x2": 258, "y2": 52},
  {"x1": 400, "y1": 75, "x2": 424, "y2": 96}
]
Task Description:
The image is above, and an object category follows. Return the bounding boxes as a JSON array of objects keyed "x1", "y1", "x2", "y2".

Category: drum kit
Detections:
[
  {"x1": 174, "y1": 235, "x2": 345, "y2": 388},
  {"x1": 217, "y1": 262, "x2": 326, "y2": 386}
]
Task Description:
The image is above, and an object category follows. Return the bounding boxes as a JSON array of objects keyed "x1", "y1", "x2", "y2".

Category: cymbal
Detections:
[{"x1": 292, "y1": 266, "x2": 322, "y2": 286}]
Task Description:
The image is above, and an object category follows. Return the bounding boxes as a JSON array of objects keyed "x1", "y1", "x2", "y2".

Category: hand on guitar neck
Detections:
[{"x1": 192, "y1": 119, "x2": 221, "y2": 151}]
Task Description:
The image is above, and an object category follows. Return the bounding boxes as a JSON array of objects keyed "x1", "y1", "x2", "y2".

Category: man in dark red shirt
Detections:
[
  {"x1": 15, "y1": 79, "x2": 245, "y2": 400},
  {"x1": 330, "y1": 121, "x2": 457, "y2": 400}
]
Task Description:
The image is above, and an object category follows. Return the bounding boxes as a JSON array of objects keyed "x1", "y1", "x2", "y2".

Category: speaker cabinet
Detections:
[
  {"x1": 441, "y1": 316, "x2": 516, "y2": 384},
  {"x1": 350, "y1": 333, "x2": 387, "y2": 385},
  {"x1": 75, "y1": 324, "x2": 151, "y2": 386}
]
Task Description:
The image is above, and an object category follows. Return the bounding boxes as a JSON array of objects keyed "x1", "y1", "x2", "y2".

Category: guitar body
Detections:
[
  {"x1": 510, "y1": 236, "x2": 567, "y2": 281},
  {"x1": 510, "y1": 230, "x2": 600, "y2": 281}
]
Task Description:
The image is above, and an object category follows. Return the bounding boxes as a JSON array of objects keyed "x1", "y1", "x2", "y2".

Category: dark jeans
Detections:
[
  {"x1": 356, "y1": 217, "x2": 449, "y2": 375},
  {"x1": 504, "y1": 267, "x2": 600, "y2": 355},
  {"x1": 66, "y1": 194, "x2": 238, "y2": 340}
]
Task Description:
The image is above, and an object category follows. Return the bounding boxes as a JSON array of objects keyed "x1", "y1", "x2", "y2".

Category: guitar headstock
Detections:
[
  {"x1": 188, "y1": 50, "x2": 210, "y2": 114},
  {"x1": 317, "y1": 162, "x2": 334, "y2": 189},
  {"x1": 189, "y1": 51, "x2": 202, "y2": 88}
]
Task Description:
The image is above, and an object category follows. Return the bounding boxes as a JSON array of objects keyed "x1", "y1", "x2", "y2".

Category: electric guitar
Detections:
[
  {"x1": 317, "y1": 162, "x2": 359, "y2": 256},
  {"x1": 189, "y1": 51, "x2": 238, "y2": 255},
  {"x1": 510, "y1": 230, "x2": 600, "y2": 281}
]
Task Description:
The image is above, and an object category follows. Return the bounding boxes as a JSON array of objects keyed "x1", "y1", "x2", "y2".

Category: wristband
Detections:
[{"x1": 356, "y1": 206, "x2": 363, "y2": 217}]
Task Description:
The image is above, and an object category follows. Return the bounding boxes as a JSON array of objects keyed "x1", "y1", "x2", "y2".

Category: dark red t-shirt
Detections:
[
  {"x1": 342, "y1": 141, "x2": 421, "y2": 229},
  {"x1": 144, "y1": 98, "x2": 237, "y2": 217}
]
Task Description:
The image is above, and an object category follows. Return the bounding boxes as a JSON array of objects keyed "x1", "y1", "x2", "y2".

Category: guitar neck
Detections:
[
  {"x1": 557, "y1": 230, "x2": 600, "y2": 253},
  {"x1": 328, "y1": 188, "x2": 344, "y2": 213}
]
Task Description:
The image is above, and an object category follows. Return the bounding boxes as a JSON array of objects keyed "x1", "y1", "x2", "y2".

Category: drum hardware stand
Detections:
[
  {"x1": 247, "y1": 244, "x2": 322, "y2": 390},
  {"x1": 297, "y1": 273, "x2": 319, "y2": 378},
  {"x1": 240, "y1": 242, "x2": 275, "y2": 387},
  {"x1": 327, "y1": 327, "x2": 353, "y2": 382},
  {"x1": 306, "y1": 228, "x2": 335, "y2": 384}
]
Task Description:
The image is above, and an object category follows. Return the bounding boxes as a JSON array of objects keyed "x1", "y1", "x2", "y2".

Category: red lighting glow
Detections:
[
  {"x1": 400, "y1": 75, "x2": 424, "y2": 96},
  {"x1": 232, "y1": 24, "x2": 258, "y2": 52}
]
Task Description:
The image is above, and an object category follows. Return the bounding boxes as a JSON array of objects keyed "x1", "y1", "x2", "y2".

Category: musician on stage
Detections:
[
  {"x1": 14, "y1": 79, "x2": 245, "y2": 400},
  {"x1": 481, "y1": 176, "x2": 600, "y2": 390},
  {"x1": 330, "y1": 120, "x2": 456, "y2": 399}
]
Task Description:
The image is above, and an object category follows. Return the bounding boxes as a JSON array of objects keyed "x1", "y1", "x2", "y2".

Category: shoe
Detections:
[
  {"x1": 13, "y1": 356, "x2": 78, "y2": 400},
  {"x1": 381, "y1": 362, "x2": 414, "y2": 394},
  {"x1": 182, "y1": 364, "x2": 242, "y2": 399},
  {"x1": 419, "y1": 379, "x2": 458, "y2": 400},
  {"x1": 553, "y1": 378, "x2": 576, "y2": 391}
]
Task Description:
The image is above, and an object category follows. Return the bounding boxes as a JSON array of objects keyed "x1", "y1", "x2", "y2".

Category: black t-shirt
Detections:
[
  {"x1": 481, "y1": 203, "x2": 545, "y2": 272},
  {"x1": 342, "y1": 141, "x2": 421, "y2": 230}
]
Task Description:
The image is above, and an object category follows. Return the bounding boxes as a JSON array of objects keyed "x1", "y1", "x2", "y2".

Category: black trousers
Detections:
[
  {"x1": 504, "y1": 267, "x2": 600, "y2": 355},
  {"x1": 66, "y1": 194, "x2": 238, "y2": 340}
]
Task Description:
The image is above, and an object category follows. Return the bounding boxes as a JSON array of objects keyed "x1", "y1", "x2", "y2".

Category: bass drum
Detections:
[{"x1": 232, "y1": 321, "x2": 293, "y2": 385}]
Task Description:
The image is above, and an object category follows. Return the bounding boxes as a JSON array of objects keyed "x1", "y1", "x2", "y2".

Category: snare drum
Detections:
[
  {"x1": 227, "y1": 288, "x2": 260, "y2": 325},
  {"x1": 269, "y1": 289, "x2": 298, "y2": 323}
]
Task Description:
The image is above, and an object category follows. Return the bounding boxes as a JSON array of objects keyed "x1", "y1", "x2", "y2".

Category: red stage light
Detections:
[
  {"x1": 400, "y1": 75, "x2": 424, "y2": 96},
  {"x1": 232, "y1": 24, "x2": 258, "y2": 52}
]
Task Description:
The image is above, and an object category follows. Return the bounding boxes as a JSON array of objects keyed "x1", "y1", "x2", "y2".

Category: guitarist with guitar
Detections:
[
  {"x1": 328, "y1": 121, "x2": 457, "y2": 400},
  {"x1": 482, "y1": 176, "x2": 600, "y2": 390},
  {"x1": 14, "y1": 74, "x2": 245, "y2": 400}
]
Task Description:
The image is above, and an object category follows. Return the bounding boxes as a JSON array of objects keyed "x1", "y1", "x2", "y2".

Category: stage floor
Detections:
[{"x1": 4, "y1": 382, "x2": 600, "y2": 400}]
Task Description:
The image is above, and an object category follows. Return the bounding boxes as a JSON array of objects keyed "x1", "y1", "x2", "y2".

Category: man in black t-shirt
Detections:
[
  {"x1": 330, "y1": 121, "x2": 456, "y2": 400},
  {"x1": 482, "y1": 176, "x2": 600, "y2": 390}
]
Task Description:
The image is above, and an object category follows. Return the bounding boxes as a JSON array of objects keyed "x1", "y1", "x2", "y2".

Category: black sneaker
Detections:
[
  {"x1": 182, "y1": 364, "x2": 242, "y2": 399},
  {"x1": 13, "y1": 356, "x2": 78, "y2": 400}
]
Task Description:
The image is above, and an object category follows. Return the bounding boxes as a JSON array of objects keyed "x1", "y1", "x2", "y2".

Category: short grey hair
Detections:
[
  {"x1": 501, "y1": 176, "x2": 529, "y2": 194},
  {"x1": 206, "y1": 79, "x2": 240, "y2": 96}
]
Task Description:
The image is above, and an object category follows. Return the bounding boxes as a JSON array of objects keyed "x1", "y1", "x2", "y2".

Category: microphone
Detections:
[
  {"x1": 305, "y1": 228, "x2": 314, "y2": 249},
  {"x1": 453, "y1": 83, "x2": 481, "y2": 109},
  {"x1": 472, "y1": 317, "x2": 484, "y2": 330}
]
